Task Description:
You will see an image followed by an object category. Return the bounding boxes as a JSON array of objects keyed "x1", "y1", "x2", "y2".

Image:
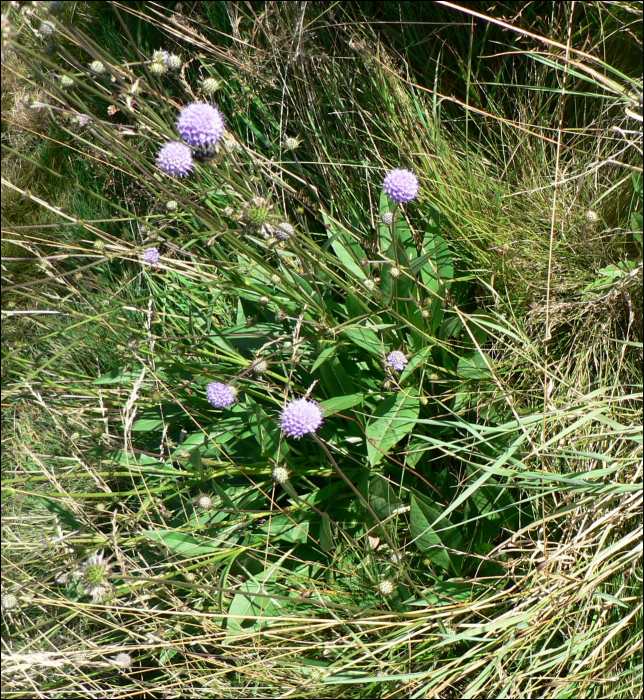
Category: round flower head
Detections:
[
  {"x1": 283, "y1": 136, "x2": 301, "y2": 151},
  {"x1": 206, "y1": 382, "x2": 235, "y2": 409},
  {"x1": 280, "y1": 398, "x2": 323, "y2": 439},
  {"x1": 112, "y1": 652, "x2": 132, "y2": 669},
  {"x1": 39, "y1": 21, "x2": 56, "y2": 38},
  {"x1": 252, "y1": 359, "x2": 268, "y2": 375},
  {"x1": 271, "y1": 465, "x2": 289, "y2": 484},
  {"x1": 80, "y1": 551, "x2": 111, "y2": 602},
  {"x1": 377, "y1": 579, "x2": 395, "y2": 597},
  {"x1": 2, "y1": 593, "x2": 19, "y2": 611},
  {"x1": 177, "y1": 102, "x2": 225, "y2": 156},
  {"x1": 149, "y1": 60, "x2": 168, "y2": 76},
  {"x1": 201, "y1": 77, "x2": 220, "y2": 95},
  {"x1": 195, "y1": 494, "x2": 215, "y2": 511},
  {"x1": 383, "y1": 168, "x2": 419, "y2": 204},
  {"x1": 152, "y1": 50, "x2": 171, "y2": 65},
  {"x1": 89, "y1": 60, "x2": 106, "y2": 75},
  {"x1": 387, "y1": 350, "x2": 408, "y2": 371},
  {"x1": 156, "y1": 141, "x2": 194, "y2": 178},
  {"x1": 275, "y1": 222, "x2": 294, "y2": 241},
  {"x1": 47, "y1": 1, "x2": 66, "y2": 14},
  {"x1": 166, "y1": 54, "x2": 182, "y2": 70},
  {"x1": 381, "y1": 211, "x2": 394, "y2": 226},
  {"x1": 142, "y1": 247, "x2": 161, "y2": 265}
]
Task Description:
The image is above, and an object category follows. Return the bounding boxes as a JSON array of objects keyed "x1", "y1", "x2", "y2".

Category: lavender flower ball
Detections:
[
  {"x1": 383, "y1": 168, "x2": 419, "y2": 204},
  {"x1": 206, "y1": 382, "x2": 236, "y2": 409},
  {"x1": 143, "y1": 247, "x2": 161, "y2": 265},
  {"x1": 387, "y1": 350, "x2": 408, "y2": 371},
  {"x1": 157, "y1": 141, "x2": 194, "y2": 178},
  {"x1": 280, "y1": 398, "x2": 323, "y2": 439},
  {"x1": 177, "y1": 103, "x2": 225, "y2": 152}
]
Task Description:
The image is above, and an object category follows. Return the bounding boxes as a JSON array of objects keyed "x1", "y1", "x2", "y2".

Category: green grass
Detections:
[{"x1": 2, "y1": 2, "x2": 642, "y2": 698}]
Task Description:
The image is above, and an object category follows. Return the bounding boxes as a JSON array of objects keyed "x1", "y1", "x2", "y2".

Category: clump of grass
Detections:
[{"x1": 2, "y1": 2, "x2": 641, "y2": 698}]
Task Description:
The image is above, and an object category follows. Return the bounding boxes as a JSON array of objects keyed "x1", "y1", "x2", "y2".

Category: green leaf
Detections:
[
  {"x1": 144, "y1": 530, "x2": 240, "y2": 557},
  {"x1": 188, "y1": 447, "x2": 204, "y2": 479},
  {"x1": 132, "y1": 405, "x2": 186, "y2": 432},
  {"x1": 367, "y1": 475, "x2": 403, "y2": 520},
  {"x1": 93, "y1": 365, "x2": 145, "y2": 385},
  {"x1": 311, "y1": 344, "x2": 338, "y2": 373},
  {"x1": 226, "y1": 551, "x2": 292, "y2": 639},
  {"x1": 420, "y1": 229, "x2": 453, "y2": 293},
  {"x1": 38, "y1": 497, "x2": 84, "y2": 529},
  {"x1": 457, "y1": 352, "x2": 491, "y2": 379},
  {"x1": 319, "y1": 518, "x2": 335, "y2": 552},
  {"x1": 320, "y1": 393, "x2": 364, "y2": 412},
  {"x1": 322, "y1": 212, "x2": 367, "y2": 280},
  {"x1": 366, "y1": 394, "x2": 420, "y2": 467},
  {"x1": 410, "y1": 491, "x2": 464, "y2": 575},
  {"x1": 258, "y1": 514, "x2": 310, "y2": 543},
  {"x1": 343, "y1": 326, "x2": 383, "y2": 359}
]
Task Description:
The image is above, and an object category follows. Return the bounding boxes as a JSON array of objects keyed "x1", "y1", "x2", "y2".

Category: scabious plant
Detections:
[
  {"x1": 275, "y1": 222, "x2": 295, "y2": 241},
  {"x1": 142, "y1": 247, "x2": 161, "y2": 265},
  {"x1": 201, "y1": 77, "x2": 220, "y2": 95},
  {"x1": 39, "y1": 20, "x2": 55, "y2": 38},
  {"x1": 280, "y1": 398, "x2": 324, "y2": 439},
  {"x1": 1, "y1": 593, "x2": 18, "y2": 611},
  {"x1": 387, "y1": 350, "x2": 408, "y2": 371},
  {"x1": 241, "y1": 197, "x2": 275, "y2": 236},
  {"x1": 271, "y1": 465, "x2": 289, "y2": 483},
  {"x1": 79, "y1": 552, "x2": 111, "y2": 602},
  {"x1": 156, "y1": 141, "x2": 194, "y2": 178},
  {"x1": 377, "y1": 579, "x2": 395, "y2": 597},
  {"x1": 112, "y1": 652, "x2": 132, "y2": 669},
  {"x1": 206, "y1": 382, "x2": 235, "y2": 408},
  {"x1": 383, "y1": 168, "x2": 419, "y2": 204},
  {"x1": 152, "y1": 50, "x2": 170, "y2": 65},
  {"x1": 195, "y1": 494, "x2": 215, "y2": 511},
  {"x1": 177, "y1": 102, "x2": 225, "y2": 158},
  {"x1": 89, "y1": 59, "x2": 106, "y2": 75}
]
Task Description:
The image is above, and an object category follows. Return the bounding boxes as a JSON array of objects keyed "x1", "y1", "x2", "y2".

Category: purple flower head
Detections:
[
  {"x1": 143, "y1": 247, "x2": 161, "y2": 265},
  {"x1": 280, "y1": 398, "x2": 323, "y2": 439},
  {"x1": 387, "y1": 350, "x2": 408, "y2": 371},
  {"x1": 206, "y1": 382, "x2": 236, "y2": 409},
  {"x1": 177, "y1": 103, "x2": 225, "y2": 155},
  {"x1": 153, "y1": 50, "x2": 171, "y2": 65},
  {"x1": 157, "y1": 141, "x2": 194, "y2": 178},
  {"x1": 383, "y1": 168, "x2": 419, "y2": 204}
]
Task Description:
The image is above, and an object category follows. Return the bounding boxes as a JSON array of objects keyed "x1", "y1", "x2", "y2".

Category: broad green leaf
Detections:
[
  {"x1": 38, "y1": 497, "x2": 83, "y2": 529},
  {"x1": 420, "y1": 230, "x2": 453, "y2": 293},
  {"x1": 410, "y1": 491, "x2": 464, "y2": 575},
  {"x1": 322, "y1": 212, "x2": 367, "y2": 280},
  {"x1": 258, "y1": 514, "x2": 310, "y2": 543},
  {"x1": 144, "y1": 530, "x2": 241, "y2": 557},
  {"x1": 311, "y1": 344, "x2": 338, "y2": 373},
  {"x1": 457, "y1": 353, "x2": 492, "y2": 379},
  {"x1": 366, "y1": 394, "x2": 420, "y2": 467},
  {"x1": 315, "y1": 356, "x2": 355, "y2": 397},
  {"x1": 226, "y1": 550, "x2": 292, "y2": 639},
  {"x1": 320, "y1": 393, "x2": 364, "y2": 412},
  {"x1": 343, "y1": 326, "x2": 383, "y2": 359},
  {"x1": 93, "y1": 365, "x2": 145, "y2": 385},
  {"x1": 367, "y1": 475, "x2": 403, "y2": 520},
  {"x1": 131, "y1": 405, "x2": 186, "y2": 432}
]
